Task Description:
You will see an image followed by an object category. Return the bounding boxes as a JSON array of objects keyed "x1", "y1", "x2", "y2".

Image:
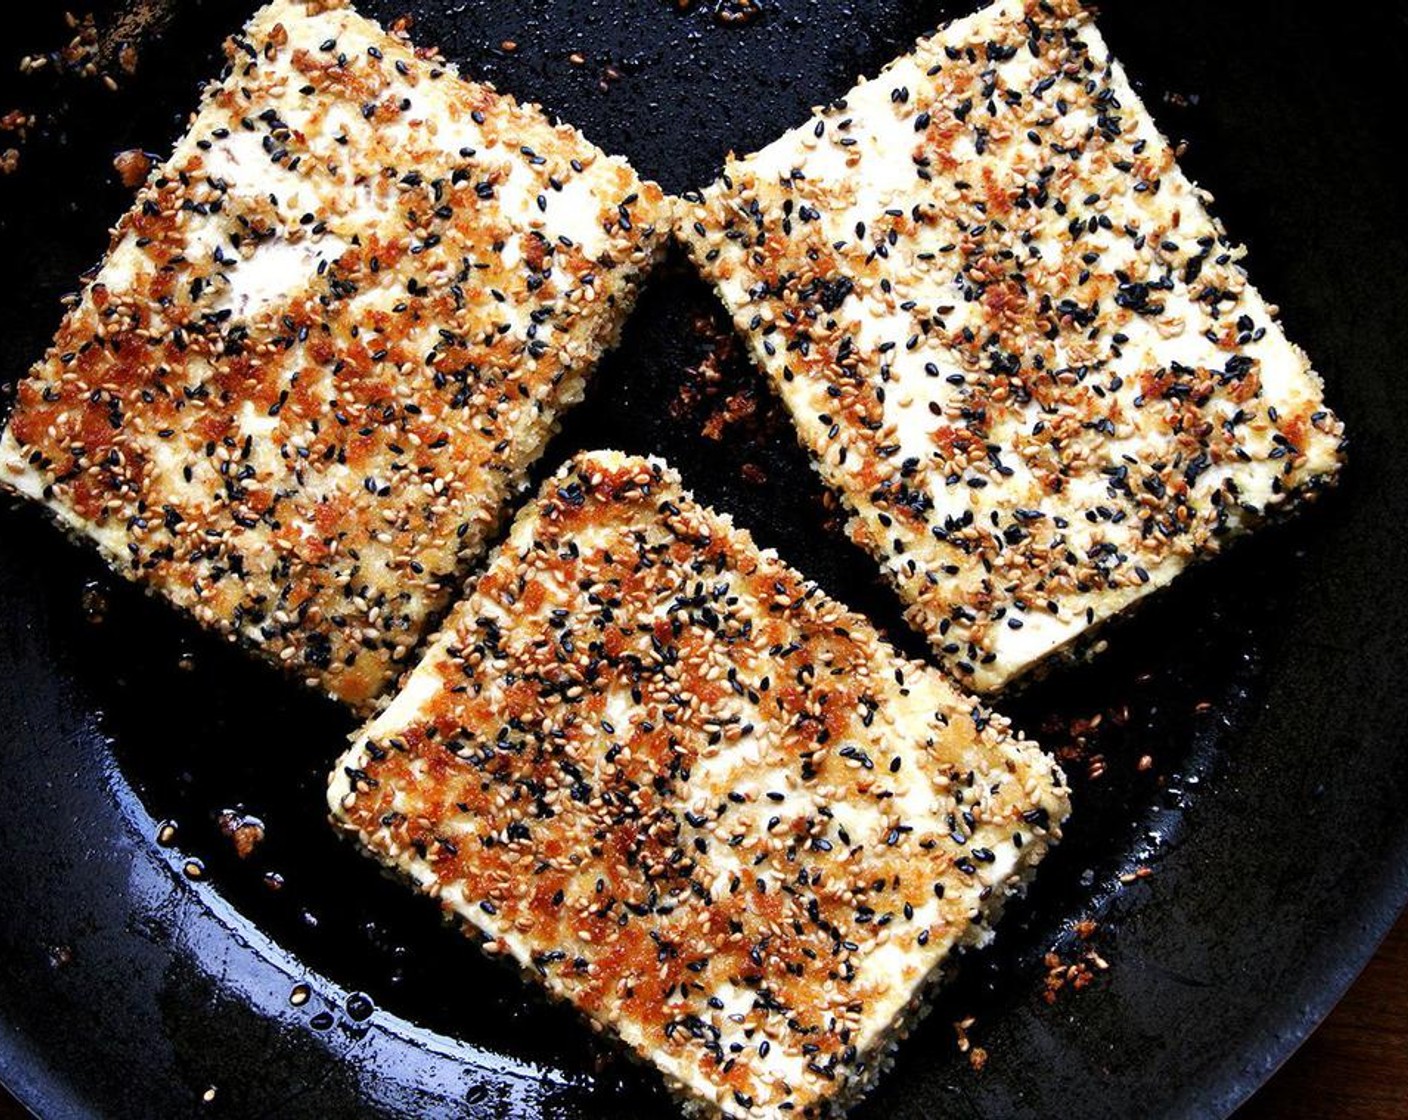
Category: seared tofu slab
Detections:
[
  {"x1": 330, "y1": 450, "x2": 1068, "y2": 1118},
  {"x1": 679, "y1": 0, "x2": 1343, "y2": 692},
  {"x1": 0, "y1": 0, "x2": 668, "y2": 710}
]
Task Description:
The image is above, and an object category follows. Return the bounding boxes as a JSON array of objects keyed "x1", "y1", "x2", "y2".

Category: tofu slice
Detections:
[
  {"x1": 0, "y1": 0, "x2": 668, "y2": 710},
  {"x1": 679, "y1": 0, "x2": 1344, "y2": 692},
  {"x1": 329, "y1": 449, "x2": 1068, "y2": 1119}
]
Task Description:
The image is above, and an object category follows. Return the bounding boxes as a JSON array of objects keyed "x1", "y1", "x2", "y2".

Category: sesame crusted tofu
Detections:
[
  {"x1": 0, "y1": 0, "x2": 668, "y2": 710},
  {"x1": 679, "y1": 0, "x2": 1344, "y2": 692},
  {"x1": 329, "y1": 450, "x2": 1068, "y2": 1118}
]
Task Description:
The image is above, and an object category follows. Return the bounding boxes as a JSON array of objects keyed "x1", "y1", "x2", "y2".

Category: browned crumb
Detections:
[
  {"x1": 1043, "y1": 926, "x2": 1111, "y2": 1004},
  {"x1": 953, "y1": 1016, "x2": 989, "y2": 1071},
  {"x1": 1040, "y1": 703, "x2": 1143, "y2": 783},
  {"x1": 79, "y1": 582, "x2": 108, "y2": 623},
  {"x1": 670, "y1": 312, "x2": 797, "y2": 489},
  {"x1": 112, "y1": 147, "x2": 151, "y2": 188},
  {"x1": 1043, "y1": 952, "x2": 1102, "y2": 1004},
  {"x1": 700, "y1": 390, "x2": 757, "y2": 441},
  {"x1": 101, "y1": 0, "x2": 181, "y2": 71},
  {"x1": 672, "y1": 311, "x2": 788, "y2": 455},
  {"x1": 816, "y1": 488, "x2": 845, "y2": 535},
  {"x1": 668, "y1": 315, "x2": 731, "y2": 419},
  {"x1": 0, "y1": 109, "x2": 32, "y2": 138},
  {"x1": 218, "y1": 810, "x2": 266, "y2": 859},
  {"x1": 673, "y1": 1, "x2": 765, "y2": 27},
  {"x1": 1045, "y1": 712, "x2": 1104, "y2": 775},
  {"x1": 713, "y1": 0, "x2": 764, "y2": 25},
  {"x1": 1, "y1": 109, "x2": 36, "y2": 177}
]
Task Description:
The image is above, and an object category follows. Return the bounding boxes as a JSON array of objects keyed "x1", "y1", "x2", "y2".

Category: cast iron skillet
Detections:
[{"x1": 2, "y1": 1, "x2": 1406, "y2": 1117}]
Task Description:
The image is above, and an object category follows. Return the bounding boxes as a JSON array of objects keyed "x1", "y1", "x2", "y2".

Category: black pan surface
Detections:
[{"x1": 2, "y1": 2, "x2": 1407, "y2": 1117}]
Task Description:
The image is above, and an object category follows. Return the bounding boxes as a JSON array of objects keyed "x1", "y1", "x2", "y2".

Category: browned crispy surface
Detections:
[
  {"x1": 680, "y1": 0, "x2": 1343, "y2": 692},
  {"x1": 1, "y1": 0, "x2": 668, "y2": 709},
  {"x1": 331, "y1": 450, "x2": 1068, "y2": 1117}
]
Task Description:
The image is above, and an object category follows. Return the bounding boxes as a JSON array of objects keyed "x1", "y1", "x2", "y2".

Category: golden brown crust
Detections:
[
  {"x1": 330, "y1": 450, "x2": 1068, "y2": 1118},
  {"x1": 0, "y1": 0, "x2": 668, "y2": 710},
  {"x1": 679, "y1": 0, "x2": 1344, "y2": 692}
]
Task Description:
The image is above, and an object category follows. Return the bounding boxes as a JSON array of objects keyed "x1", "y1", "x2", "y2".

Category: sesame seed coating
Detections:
[
  {"x1": 679, "y1": 0, "x2": 1344, "y2": 691},
  {"x1": 330, "y1": 449, "x2": 1068, "y2": 1118},
  {"x1": 0, "y1": 0, "x2": 669, "y2": 710}
]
